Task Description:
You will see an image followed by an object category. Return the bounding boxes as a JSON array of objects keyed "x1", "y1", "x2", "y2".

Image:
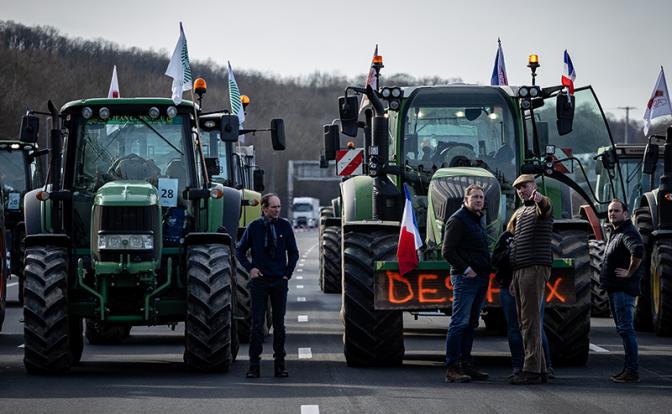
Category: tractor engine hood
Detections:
[
  {"x1": 426, "y1": 167, "x2": 503, "y2": 248},
  {"x1": 91, "y1": 180, "x2": 162, "y2": 266},
  {"x1": 94, "y1": 181, "x2": 160, "y2": 206}
]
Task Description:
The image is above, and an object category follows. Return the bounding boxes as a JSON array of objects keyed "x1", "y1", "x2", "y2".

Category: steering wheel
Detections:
[
  {"x1": 434, "y1": 143, "x2": 477, "y2": 168},
  {"x1": 107, "y1": 154, "x2": 161, "y2": 180}
]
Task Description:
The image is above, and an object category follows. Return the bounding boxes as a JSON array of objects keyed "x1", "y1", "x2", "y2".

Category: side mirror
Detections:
[
  {"x1": 643, "y1": 142, "x2": 659, "y2": 175},
  {"x1": 556, "y1": 94, "x2": 575, "y2": 136},
  {"x1": 271, "y1": 119, "x2": 286, "y2": 150},
  {"x1": 253, "y1": 169, "x2": 265, "y2": 192},
  {"x1": 338, "y1": 95, "x2": 359, "y2": 137},
  {"x1": 20, "y1": 115, "x2": 40, "y2": 143},
  {"x1": 220, "y1": 114, "x2": 240, "y2": 142},
  {"x1": 323, "y1": 124, "x2": 339, "y2": 161},
  {"x1": 601, "y1": 147, "x2": 617, "y2": 170},
  {"x1": 204, "y1": 157, "x2": 220, "y2": 177}
]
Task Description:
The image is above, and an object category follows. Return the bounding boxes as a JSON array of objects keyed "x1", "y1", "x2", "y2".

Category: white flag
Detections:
[
  {"x1": 165, "y1": 22, "x2": 192, "y2": 105},
  {"x1": 107, "y1": 65, "x2": 120, "y2": 98},
  {"x1": 644, "y1": 66, "x2": 672, "y2": 136},
  {"x1": 227, "y1": 61, "x2": 245, "y2": 125}
]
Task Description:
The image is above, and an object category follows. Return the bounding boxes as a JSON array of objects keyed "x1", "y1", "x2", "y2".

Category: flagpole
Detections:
[{"x1": 189, "y1": 87, "x2": 209, "y2": 187}]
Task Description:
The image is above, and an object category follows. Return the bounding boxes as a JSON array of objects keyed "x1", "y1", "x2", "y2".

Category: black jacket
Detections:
[
  {"x1": 492, "y1": 231, "x2": 514, "y2": 288},
  {"x1": 441, "y1": 206, "x2": 491, "y2": 278},
  {"x1": 236, "y1": 216, "x2": 299, "y2": 279},
  {"x1": 599, "y1": 220, "x2": 644, "y2": 296}
]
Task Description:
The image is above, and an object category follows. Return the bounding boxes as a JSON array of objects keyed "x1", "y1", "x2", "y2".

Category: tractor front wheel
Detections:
[
  {"x1": 342, "y1": 228, "x2": 404, "y2": 367},
  {"x1": 184, "y1": 244, "x2": 234, "y2": 372},
  {"x1": 650, "y1": 239, "x2": 672, "y2": 336},
  {"x1": 589, "y1": 240, "x2": 610, "y2": 317}
]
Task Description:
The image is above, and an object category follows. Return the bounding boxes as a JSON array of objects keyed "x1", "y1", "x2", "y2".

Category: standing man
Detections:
[
  {"x1": 442, "y1": 184, "x2": 491, "y2": 383},
  {"x1": 509, "y1": 174, "x2": 553, "y2": 385},
  {"x1": 237, "y1": 193, "x2": 299, "y2": 378},
  {"x1": 600, "y1": 199, "x2": 643, "y2": 383}
]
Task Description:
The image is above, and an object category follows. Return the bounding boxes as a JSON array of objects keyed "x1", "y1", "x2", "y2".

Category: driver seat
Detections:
[{"x1": 165, "y1": 159, "x2": 187, "y2": 189}]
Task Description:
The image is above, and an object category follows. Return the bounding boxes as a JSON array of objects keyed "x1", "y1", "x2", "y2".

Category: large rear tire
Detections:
[
  {"x1": 634, "y1": 206, "x2": 653, "y2": 331},
  {"x1": 544, "y1": 228, "x2": 590, "y2": 366},
  {"x1": 589, "y1": 240, "x2": 610, "y2": 317},
  {"x1": 23, "y1": 246, "x2": 74, "y2": 374},
  {"x1": 235, "y1": 259, "x2": 252, "y2": 343},
  {"x1": 184, "y1": 244, "x2": 234, "y2": 372},
  {"x1": 0, "y1": 263, "x2": 6, "y2": 331},
  {"x1": 342, "y1": 228, "x2": 404, "y2": 367},
  {"x1": 322, "y1": 225, "x2": 342, "y2": 294},
  {"x1": 650, "y1": 239, "x2": 672, "y2": 336}
]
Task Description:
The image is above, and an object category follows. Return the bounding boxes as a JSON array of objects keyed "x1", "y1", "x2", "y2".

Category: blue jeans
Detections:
[
  {"x1": 609, "y1": 291, "x2": 639, "y2": 372},
  {"x1": 445, "y1": 274, "x2": 488, "y2": 366},
  {"x1": 249, "y1": 277, "x2": 288, "y2": 366},
  {"x1": 500, "y1": 287, "x2": 553, "y2": 371}
]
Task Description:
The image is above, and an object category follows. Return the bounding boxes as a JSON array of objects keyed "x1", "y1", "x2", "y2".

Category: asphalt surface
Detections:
[{"x1": 2, "y1": 229, "x2": 672, "y2": 413}]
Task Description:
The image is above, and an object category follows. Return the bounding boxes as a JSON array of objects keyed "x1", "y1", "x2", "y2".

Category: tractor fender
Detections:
[
  {"x1": 552, "y1": 218, "x2": 592, "y2": 234},
  {"x1": 24, "y1": 234, "x2": 70, "y2": 249},
  {"x1": 340, "y1": 175, "x2": 374, "y2": 224},
  {"x1": 640, "y1": 190, "x2": 659, "y2": 229},
  {"x1": 184, "y1": 232, "x2": 233, "y2": 249},
  {"x1": 220, "y1": 186, "x2": 242, "y2": 244},
  {"x1": 331, "y1": 197, "x2": 342, "y2": 218},
  {"x1": 578, "y1": 204, "x2": 603, "y2": 240},
  {"x1": 23, "y1": 188, "x2": 43, "y2": 235}
]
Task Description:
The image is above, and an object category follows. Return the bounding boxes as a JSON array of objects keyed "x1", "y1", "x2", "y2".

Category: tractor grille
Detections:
[
  {"x1": 95, "y1": 206, "x2": 158, "y2": 232},
  {"x1": 430, "y1": 175, "x2": 501, "y2": 227}
]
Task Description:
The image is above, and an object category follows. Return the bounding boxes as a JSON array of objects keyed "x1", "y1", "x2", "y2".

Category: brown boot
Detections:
[
  {"x1": 611, "y1": 369, "x2": 639, "y2": 383},
  {"x1": 445, "y1": 365, "x2": 470, "y2": 383},
  {"x1": 509, "y1": 371, "x2": 542, "y2": 385},
  {"x1": 459, "y1": 362, "x2": 489, "y2": 380}
]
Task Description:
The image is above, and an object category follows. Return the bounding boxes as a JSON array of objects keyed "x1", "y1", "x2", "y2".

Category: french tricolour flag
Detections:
[
  {"x1": 562, "y1": 50, "x2": 576, "y2": 95},
  {"x1": 397, "y1": 184, "x2": 423, "y2": 276}
]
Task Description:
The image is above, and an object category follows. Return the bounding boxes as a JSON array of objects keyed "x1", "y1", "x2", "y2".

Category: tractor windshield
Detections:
[
  {"x1": 401, "y1": 87, "x2": 518, "y2": 184},
  {"x1": 74, "y1": 115, "x2": 191, "y2": 193},
  {"x1": 0, "y1": 150, "x2": 27, "y2": 192}
]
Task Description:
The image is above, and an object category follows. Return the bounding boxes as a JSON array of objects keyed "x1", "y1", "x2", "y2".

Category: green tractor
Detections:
[
  {"x1": 20, "y1": 97, "x2": 255, "y2": 373},
  {"x1": 0, "y1": 129, "x2": 47, "y2": 305},
  {"x1": 587, "y1": 143, "x2": 663, "y2": 317},
  {"x1": 198, "y1": 105, "x2": 286, "y2": 343},
  {"x1": 631, "y1": 122, "x2": 672, "y2": 335},
  {"x1": 323, "y1": 56, "x2": 625, "y2": 367}
]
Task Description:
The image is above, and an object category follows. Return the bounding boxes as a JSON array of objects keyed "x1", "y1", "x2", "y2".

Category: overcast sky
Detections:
[{"x1": 2, "y1": 0, "x2": 671, "y2": 125}]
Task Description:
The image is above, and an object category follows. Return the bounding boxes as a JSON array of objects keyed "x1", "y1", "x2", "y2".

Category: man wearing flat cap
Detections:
[{"x1": 507, "y1": 174, "x2": 553, "y2": 385}]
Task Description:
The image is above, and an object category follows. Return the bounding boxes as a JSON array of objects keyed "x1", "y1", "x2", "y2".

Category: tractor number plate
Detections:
[
  {"x1": 7, "y1": 192, "x2": 20, "y2": 210},
  {"x1": 373, "y1": 260, "x2": 577, "y2": 310},
  {"x1": 158, "y1": 178, "x2": 178, "y2": 208}
]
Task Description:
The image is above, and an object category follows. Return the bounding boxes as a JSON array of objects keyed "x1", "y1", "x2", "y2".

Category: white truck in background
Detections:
[{"x1": 292, "y1": 197, "x2": 320, "y2": 228}]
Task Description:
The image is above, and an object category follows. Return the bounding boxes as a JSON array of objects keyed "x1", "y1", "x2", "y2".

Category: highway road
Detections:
[{"x1": 1, "y1": 229, "x2": 672, "y2": 413}]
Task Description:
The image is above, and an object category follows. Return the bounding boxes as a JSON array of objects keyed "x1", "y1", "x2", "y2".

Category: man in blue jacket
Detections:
[
  {"x1": 237, "y1": 193, "x2": 299, "y2": 378},
  {"x1": 600, "y1": 198, "x2": 643, "y2": 383}
]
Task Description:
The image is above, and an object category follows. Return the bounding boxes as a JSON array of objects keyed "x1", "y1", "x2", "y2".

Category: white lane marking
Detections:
[
  {"x1": 589, "y1": 343, "x2": 610, "y2": 353},
  {"x1": 298, "y1": 348, "x2": 312, "y2": 359},
  {"x1": 300, "y1": 259, "x2": 306, "y2": 262},
  {"x1": 297, "y1": 269, "x2": 303, "y2": 272},
  {"x1": 7, "y1": 282, "x2": 18, "y2": 287},
  {"x1": 301, "y1": 405, "x2": 319, "y2": 414},
  {"x1": 298, "y1": 263, "x2": 304, "y2": 267},
  {"x1": 18, "y1": 344, "x2": 24, "y2": 348},
  {"x1": 297, "y1": 285, "x2": 304, "y2": 289},
  {"x1": 297, "y1": 297, "x2": 306, "y2": 302},
  {"x1": 296, "y1": 276, "x2": 304, "y2": 280},
  {"x1": 298, "y1": 315, "x2": 309, "y2": 322}
]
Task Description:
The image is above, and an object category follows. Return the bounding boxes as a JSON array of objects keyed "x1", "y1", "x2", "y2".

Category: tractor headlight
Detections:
[{"x1": 98, "y1": 234, "x2": 153, "y2": 250}]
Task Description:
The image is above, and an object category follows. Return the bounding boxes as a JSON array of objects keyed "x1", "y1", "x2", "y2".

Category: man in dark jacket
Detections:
[
  {"x1": 442, "y1": 184, "x2": 491, "y2": 383},
  {"x1": 600, "y1": 198, "x2": 643, "y2": 383},
  {"x1": 237, "y1": 193, "x2": 299, "y2": 378},
  {"x1": 509, "y1": 174, "x2": 553, "y2": 385}
]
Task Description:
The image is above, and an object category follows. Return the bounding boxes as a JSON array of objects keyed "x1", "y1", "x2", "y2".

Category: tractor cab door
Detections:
[{"x1": 534, "y1": 86, "x2": 625, "y2": 218}]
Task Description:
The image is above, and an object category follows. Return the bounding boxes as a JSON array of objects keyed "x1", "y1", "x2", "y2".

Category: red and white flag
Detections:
[
  {"x1": 643, "y1": 66, "x2": 672, "y2": 135},
  {"x1": 360, "y1": 45, "x2": 380, "y2": 113},
  {"x1": 107, "y1": 65, "x2": 120, "y2": 98},
  {"x1": 397, "y1": 184, "x2": 423, "y2": 276}
]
